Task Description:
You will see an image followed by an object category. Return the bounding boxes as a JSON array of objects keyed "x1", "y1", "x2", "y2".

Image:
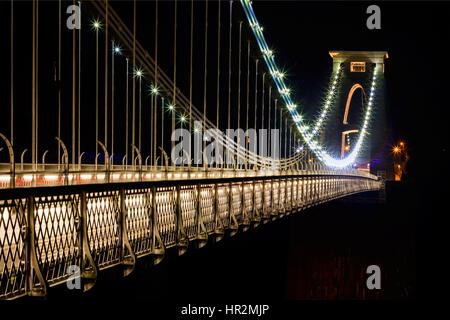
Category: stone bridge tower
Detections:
[{"x1": 325, "y1": 51, "x2": 388, "y2": 173}]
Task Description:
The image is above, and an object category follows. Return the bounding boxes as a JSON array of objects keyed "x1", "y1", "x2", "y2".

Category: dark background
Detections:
[
  {"x1": 0, "y1": 0, "x2": 448, "y2": 180},
  {"x1": 0, "y1": 0, "x2": 442, "y2": 309}
]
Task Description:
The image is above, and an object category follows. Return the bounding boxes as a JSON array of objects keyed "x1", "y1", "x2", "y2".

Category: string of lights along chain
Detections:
[
  {"x1": 310, "y1": 63, "x2": 343, "y2": 137},
  {"x1": 241, "y1": 0, "x2": 379, "y2": 168}
]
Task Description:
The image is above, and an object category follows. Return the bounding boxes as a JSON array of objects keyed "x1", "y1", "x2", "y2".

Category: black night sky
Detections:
[
  {"x1": 253, "y1": 1, "x2": 450, "y2": 183},
  {"x1": 1, "y1": 1, "x2": 448, "y2": 182},
  {"x1": 0, "y1": 0, "x2": 443, "y2": 306}
]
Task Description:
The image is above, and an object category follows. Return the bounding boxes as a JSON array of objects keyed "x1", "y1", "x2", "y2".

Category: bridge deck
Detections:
[{"x1": 0, "y1": 171, "x2": 382, "y2": 299}]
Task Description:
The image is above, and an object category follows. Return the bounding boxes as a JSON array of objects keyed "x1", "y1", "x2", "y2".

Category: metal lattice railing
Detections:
[{"x1": 0, "y1": 172, "x2": 383, "y2": 299}]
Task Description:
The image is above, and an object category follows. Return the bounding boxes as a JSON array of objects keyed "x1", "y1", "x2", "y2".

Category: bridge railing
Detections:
[
  {"x1": 0, "y1": 172, "x2": 382, "y2": 299},
  {"x1": 0, "y1": 162, "x2": 379, "y2": 189}
]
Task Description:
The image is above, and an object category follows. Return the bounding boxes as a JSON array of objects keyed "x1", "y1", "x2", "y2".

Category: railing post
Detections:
[
  {"x1": 0, "y1": 133, "x2": 15, "y2": 188},
  {"x1": 119, "y1": 188, "x2": 136, "y2": 276},
  {"x1": 176, "y1": 185, "x2": 188, "y2": 255},
  {"x1": 261, "y1": 178, "x2": 267, "y2": 223},
  {"x1": 280, "y1": 179, "x2": 286, "y2": 218},
  {"x1": 252, "y1": 179, "x2": 261, "y2": 226},
  {"x1": 151, "y1": 186, "x2": 165, "y2": 265},
  {"x1": 159, "y1": 147, "x2": 169, "y2": 173},
  {"x1": 241, "y1": 181, "x2": 250, "y2": 231},
  {"x1": 26, "y1": 196, "x2": 46, "y2": 297},
  {"x1": 196, "y1": 183, "x2": 208, "y2": 248},
  {"x1": 292, "y1": 178, "x2": 296, "y2": 209},
  {"x1": 79, "y1": 191, "x2": 97, "y2": 291},
  {"x1": 213, "y1": 182, "x2": 224, "y2": 241},
  {"x1": 20, "y1": 149, "x2": 27, "y2": 171},
  {"x1": 228, "y1": 182, "x2": 238, "y2": 236},
  {"x1": 55, "y1": 137, "x2": 69, "y2": 185}
]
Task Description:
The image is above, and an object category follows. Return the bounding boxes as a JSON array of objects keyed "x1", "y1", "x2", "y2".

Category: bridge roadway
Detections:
[{"x1": 0, "y1": 168, "x2": 382, "y2": 299}]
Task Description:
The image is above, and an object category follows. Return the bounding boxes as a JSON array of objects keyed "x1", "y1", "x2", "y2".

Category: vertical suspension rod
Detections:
[
  {"x1": 104, "y1": 0, "x2": 109, "y2": 149},
  {"x1": 154, "y1": 0, "x2": 159, "y2": 168},
  {"x1": 188, "y1": 0, "x2": 193, "y2": 170},
  {"x1": 203, "y1": 0, "x2": 209, "y2": 168},
  {"x1": 227, "y1": 0, "x2": 233, "y2": 153},
  {"x1": 78, "y1": 1, "x2": 81, "y2": 166},
  {"x1": 132, "y1": 0, "x2": 136, "y2": 166}
]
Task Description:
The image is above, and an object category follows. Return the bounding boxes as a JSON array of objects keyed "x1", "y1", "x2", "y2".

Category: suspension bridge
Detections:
[{"x1": 0, "y1": 0, "x2": 386, "y2": 299}]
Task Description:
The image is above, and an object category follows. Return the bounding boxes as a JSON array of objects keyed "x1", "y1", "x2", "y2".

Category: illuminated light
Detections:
[
  {"x1": 293, "y1": 115, "x2": 302, "y2": 123},
  {"x1": 112, "y1": 174, "x2": 121, "y2": 180},
  {"x1": 0, "y1": 176, "x2": 11, "y2": 182},
  {"x1": 180, "y1": 115, "x2": 186, "y2": 123},
  {"x1": 279, "y1": 88, "x2": 291, "y2": 96},
  {"x1": 168, "y1": 104, "x2": 175, "y2": 111},
  {"x1": 174, "y1": 173, "x2": 181, "y2": 178},
  {"x1": 400, "y1": 142, "x2": 404, "y2": 146},
  {"x1": 242, "y1": 1, "x2": 376, "y2": 168},
  {"x1": 262, "y1": 48, "x2": 273, "y2": 57},
  {"x1": 156, "y1": 173, "x2": 162, "y2": 179},
  {"x1": 113, "y1": 45, "x2": 121, "y2": 55},
  {"x1": 271, "y1": 70, "x2": 285, "y2": 79},
  {"x1": 250, "y1": 22, "x2": 264, "y2": 32},
  {"x1": 44, "y1": 175, "x2": 59, "y2": 181},
  {"x1": 91, "y1": 19, "x2": 102, "y2": 30},
  {"x1": 287, "y1": 103, "x2": 296, "y2": 111},
  {"x1": 80, "y1": 174, "x2": 92, "y2": 180},
  {"x1": 345, "y1": 145, "x2": 350, "y2": 151},
  {"x1": 134, "y1": 68, "x2": 144, "y2": 78},
  {"x1": 23, "y1": 175, "x2": 33, "y2": 182},
  {"x1": 394, "y1": 147, "x2": 399, "y2": 153},
  {"x1": 150, "y1": 85, "x2": 159, "y2": 96},
  {"x1": 126, "y1": 174, "x2": 132, "y2": 179},
  {"x1": 97, "y1": 174, "x2": 105, "y2": 180}
]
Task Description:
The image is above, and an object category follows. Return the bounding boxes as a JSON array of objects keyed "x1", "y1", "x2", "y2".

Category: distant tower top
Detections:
[{"x1": 329, "y1": 51, "x2": 389, "y2": 73}]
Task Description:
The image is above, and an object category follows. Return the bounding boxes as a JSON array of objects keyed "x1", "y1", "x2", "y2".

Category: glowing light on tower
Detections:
[{"x1": 240, "y1": 0, "x2": 380, "y2": 168}]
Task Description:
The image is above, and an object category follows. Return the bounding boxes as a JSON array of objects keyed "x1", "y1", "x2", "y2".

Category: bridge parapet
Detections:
[
  {"x1": 0, "y1": 172, "x2": 381, "y2": 299},
  {"x1": 0, "y1": 163, "x2": 379, "y2": 190}
]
